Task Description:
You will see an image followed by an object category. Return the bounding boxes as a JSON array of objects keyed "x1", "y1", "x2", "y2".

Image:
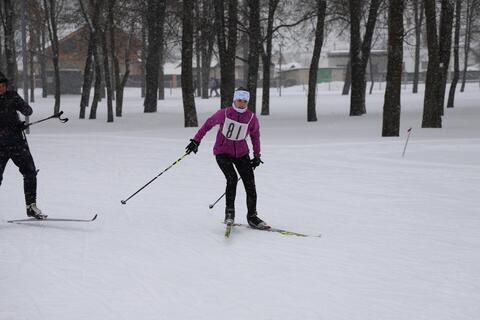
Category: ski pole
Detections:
[
  {"x1": 208, "y1": 161, "x2": 262, "y2": 209},
  {"x1": 121, "y1": 153, "x2": 189, "y2": 205},
  {"x1": 208, "y1": 177, "x2": 242, "y2": 209},
  {"x1": 24, "y1": 111, "x2": 69, "y2": 128},
  {"x1": 402, "y1": 127, "x2": 412, "y2": 158}
]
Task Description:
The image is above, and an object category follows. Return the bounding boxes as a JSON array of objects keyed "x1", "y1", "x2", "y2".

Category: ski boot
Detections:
[
  {"x1": 26, "y1": 203, "x2": 48, "y2": 219},
  {"x1": 225, "y1": 208, "x2": 235, "y2": 226},
  {"x1": 247, "y1": 213, "x2": 269, "y2": 230}
]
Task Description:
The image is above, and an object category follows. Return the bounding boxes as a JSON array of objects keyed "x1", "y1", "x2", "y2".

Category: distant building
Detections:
[
  {"x1": 46, "y1": 26, "x2": 142, "y2": 76},
  {"x1": 46, "y1": 69, "x2": 82, "y2": 95},
  {"x1": 43, "y1": 25, "x2": 143, "y2": 93},
  {"x1": 274, "y1": 49, "x2": 391, "y2": 87}
]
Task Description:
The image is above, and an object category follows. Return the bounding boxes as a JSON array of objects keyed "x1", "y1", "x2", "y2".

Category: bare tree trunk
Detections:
[
  {"x1": 21, "y1": 0, "x2": 29, "y2": 106},
  {"x1": 90, "y1": 55, "x2": 102, "y2": 120},
  {"x1": 422, "y1": 0, "x2": 442, "y2": 128},
  {"x1": 369, "y1": 57, "x2": 375, "y2": 94},
  {"x1": 4, "y1": 0, "x2": 18, "y2": 88},
  {"x1": 43, "y1": 0, "x2": 61, "y2": 114},
  {"x1": 437, "y1": 0, "x2": 454, "y2": 116},
  {"x1": 115, "y1": 23, "x2": 133, "y2": 117},
  {"x1": 141, "y1": 14, "x2": 146, "y2": 98},
  {"x1": 307, "y1": 0, "x2": 327, "y2": 122},
  {"x1": 412, "y1": 0, "x2": 424, "y2": 94},
  {"x1": 349, "y1": 0, "x2": 362, "y2": 114},
  {"x1": 342, "y1": 57, "x2": 351, "y2": 95},
  {"x1": 29, "y1": 39, "x2": 35, "y2": 102},
  {"x1": 40, "y1": 26, "x2": 47, "y2": 97},
  {"x1": 101, "y1": 24, "x2": 114, "y2": 122},
  {"x1": 199, "y1": 0, "x2": 215, "y2": 99},
  {"x1": 214, "y1": 0, "x2": 237, "y2": 108},
  {"x1": 158, "y1": 45, "x2": 165, "y2": 100},
  {"x1": 460, "y1": 0, "x2": 473, "y2": 92},
  {"x1": 261, "y1": 0, "x2": 280, "y2": 116},
  {"x1": 349, "y1": 0, "x2": 382, "y2": 116},
  {"x1": 80, "y1": 36, "x2": 94, "y2": 119},
  {"x1": 194, "y1": 0, "x2": 202, "y2": 97},
  {"x1": 247, "y1": 0, "x2": 261, "y2": 113},
  {"x1": 79, "y1": 0, "x2": 102, "y2": 119},
  {"x1": 382, "y1": 0, "x2": 404, "y2": 137},
  {"x1": 181, "y1": 0, "x2": 198, "y2": 127},
  {"x1": 200, "y1": 0, "x2": 215, "y2": 99},
  {"x1": 143, "y1": 0, "x2": 166, "y2": 113},
  {"x1": 0, "y1": 30, "x2": 5, "y2": 72},
  {"x1": 447, "y1": 0, "x2": 462, "y2": 109},
  {"x1": 108, "y1": 0, "x2": 121, "y2": 117}
]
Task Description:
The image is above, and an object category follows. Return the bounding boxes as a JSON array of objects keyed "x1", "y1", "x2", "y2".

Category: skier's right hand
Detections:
[{"x1": 185, "y1": 139, "x2": 199, "y2": 154}]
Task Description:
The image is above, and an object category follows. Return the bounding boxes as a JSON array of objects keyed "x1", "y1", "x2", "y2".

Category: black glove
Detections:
[
  {"x1": 250, "y1": 156, "x2": 263, "y2": 168},
  {"x1": 16, "y1": 121, "x2": 28, "y2": 131},
  {"x1": 185, "y1": 139, "x2": 199, "y2": 154}
]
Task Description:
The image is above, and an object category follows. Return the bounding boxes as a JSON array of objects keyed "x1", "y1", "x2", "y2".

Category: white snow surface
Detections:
[{"x1": 1, "y1": 84, "x2": 479, "y2": 320}]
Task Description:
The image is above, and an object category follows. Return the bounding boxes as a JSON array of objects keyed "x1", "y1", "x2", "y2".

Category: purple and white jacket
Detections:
[{"x1": 193, "y1": 106, "x2": 260, "y2": 159}]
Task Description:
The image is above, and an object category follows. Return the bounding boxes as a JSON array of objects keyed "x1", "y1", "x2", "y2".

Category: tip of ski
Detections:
[{"x1": 7, "y1": 213, "x2": 98, "y2": 223}]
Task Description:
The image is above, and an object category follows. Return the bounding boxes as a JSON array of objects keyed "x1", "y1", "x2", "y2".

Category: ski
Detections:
[
  {"x1": 7, "y1": 214, "x2": 98, "y2": 223},
  {"x1": 224, "y1": 223, "x2": 233, "y2": 238},
  {"x1": 227, "y1": 222, "x2": 321, "y2": 238}
]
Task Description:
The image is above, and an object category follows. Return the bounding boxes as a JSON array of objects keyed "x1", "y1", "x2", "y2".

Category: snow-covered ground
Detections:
[{"x1": 1, "y1": 83, "x2": 479, "y2": 320}]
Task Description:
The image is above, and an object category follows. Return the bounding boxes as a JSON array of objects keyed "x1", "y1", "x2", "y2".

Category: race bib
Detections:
[{"x1": 221, "y1": 112, "x2": 254, "y2": 141}]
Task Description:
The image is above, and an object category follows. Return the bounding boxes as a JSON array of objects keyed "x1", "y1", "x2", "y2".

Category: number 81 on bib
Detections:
[{"x1": 222, "y1": 116, "x2": 251, "y2": 141}]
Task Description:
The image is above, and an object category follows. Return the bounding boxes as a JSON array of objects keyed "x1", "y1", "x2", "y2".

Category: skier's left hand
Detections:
[
  {"x1": 250, "y1": 156, "x2": 263, "y2": 168},
  {"x1": 16, "y1": 121, "x2": 28, "y2": 131}
]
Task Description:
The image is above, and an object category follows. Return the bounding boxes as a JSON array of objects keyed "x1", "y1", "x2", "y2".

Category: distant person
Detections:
[
  {"x1": 185, "y1": 87, "x2": 268, "y2": 229},
  {"x1": 193, "y1": 79, "x2": 199, "y2": 97},
  {"x1": 0, "y1": 73, "x2": 46, "y2": 219},
  {"x1": 209, "y1": 78, "x2": 219, "y2": 97}
]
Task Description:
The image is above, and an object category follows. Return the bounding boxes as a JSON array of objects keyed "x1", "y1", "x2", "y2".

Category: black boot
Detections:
[
  {"x1": 225, "y1": 208, "x2": 235, "y2": 225},
  {"x1": 26, "y1": 203, "x2": 47, "y2": 219},
  {"x1": 247, "y1": 213, "x2": 269, "y2": 229}
]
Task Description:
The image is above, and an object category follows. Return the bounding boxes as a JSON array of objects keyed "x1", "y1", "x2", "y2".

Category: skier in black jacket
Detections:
[{"x1": 0, "y1": 73, "x2": 46, "y2": 219}]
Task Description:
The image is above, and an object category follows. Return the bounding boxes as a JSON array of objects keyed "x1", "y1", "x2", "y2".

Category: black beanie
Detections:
[{"x1": 0, "y1": 72, "x2": 8, "y2": 84}]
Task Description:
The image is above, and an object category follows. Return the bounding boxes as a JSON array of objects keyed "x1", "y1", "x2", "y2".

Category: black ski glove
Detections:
[
  {"x1": 15, "y1": 121, "x2": 28, "y2": 131},
  {"x1": 185, "y1": 139, "x2": 199, "y2": 154},
  {"x1": 250, "y1": 156, "x2": 263, "y2": 168}
]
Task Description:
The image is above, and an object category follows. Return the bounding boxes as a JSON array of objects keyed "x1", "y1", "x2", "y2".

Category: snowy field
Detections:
[{"x1": 1, "y1": 83, "x2": 479, "y2": 320}]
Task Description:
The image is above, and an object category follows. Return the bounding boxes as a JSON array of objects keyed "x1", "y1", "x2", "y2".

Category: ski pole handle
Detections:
[
  {"x1": 55, "y1": 111, "x2": 69, "y2": 123},
  {"x1": 25, "y1": 110, "x2": 69, "y2": 127}
]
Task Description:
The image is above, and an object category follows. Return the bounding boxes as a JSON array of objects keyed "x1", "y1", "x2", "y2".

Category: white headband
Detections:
[{"x1": 233, "y1": 90, "x2": 250, "y2": 102}]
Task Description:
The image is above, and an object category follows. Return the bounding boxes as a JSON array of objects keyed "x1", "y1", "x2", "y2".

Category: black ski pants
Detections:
[
  {"x1": 0, "y1": 143, "x2": 37, "y2": 205},
  {"x1": 216, "y1": 154, "x2": 257, "y2": 216}
]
